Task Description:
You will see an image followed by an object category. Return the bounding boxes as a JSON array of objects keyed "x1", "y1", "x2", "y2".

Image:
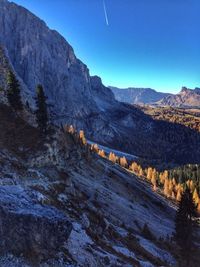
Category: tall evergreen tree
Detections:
[
  {"x1": 174, "y1": 186, "x2": 197, "y2": 266},
  {"x1": 7, "y1": 70, "x2": 23, "y2": 111},
  {"x1": 35, "y1": 85, "x2": 48, "y2": 134}
]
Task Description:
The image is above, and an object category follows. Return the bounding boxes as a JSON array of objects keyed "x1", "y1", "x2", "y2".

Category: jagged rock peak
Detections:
[{"x1": 180, "y1": 86, "x2": 189, "y2": 93}]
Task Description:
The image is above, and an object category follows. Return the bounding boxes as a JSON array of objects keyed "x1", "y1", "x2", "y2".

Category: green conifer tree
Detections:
[
  {"x1": 174, "y1": 186, "x2": 197, "y2": 266},
  {"x1": 35, "y1": 85, "x2": 48, "y2": 134},
  {"x1": 7, "y1": 70, "x2": 23, "y2": 111}
]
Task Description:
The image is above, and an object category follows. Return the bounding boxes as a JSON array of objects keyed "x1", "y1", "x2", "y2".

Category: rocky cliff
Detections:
[{"x1": 0, "y1": 0, "x2": 101, "y2": 117}]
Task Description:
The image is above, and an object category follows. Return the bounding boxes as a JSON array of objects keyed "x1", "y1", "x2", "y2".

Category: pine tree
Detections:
[
  {"x1": 7, "y1": 70, "x2": 23, "y2": 111},
  {"x1": 65, "y1": 125, "x2": 75, "y2": 134},
  {"x1": 174, "y1": 186, "x2": 197, "y2": 266},
  {"x1": 35, "y1": 85, "x2": 48, "y2": 134}
]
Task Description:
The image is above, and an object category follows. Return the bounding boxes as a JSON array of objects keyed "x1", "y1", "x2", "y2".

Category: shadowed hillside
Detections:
[{"x1": 140, "y1": 105, "x2": 200, "y2": 133}]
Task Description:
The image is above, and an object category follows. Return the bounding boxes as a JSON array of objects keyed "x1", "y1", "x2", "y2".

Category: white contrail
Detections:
[{"x1": 103, "y1": 0, "x2": 109, "y2": 26}]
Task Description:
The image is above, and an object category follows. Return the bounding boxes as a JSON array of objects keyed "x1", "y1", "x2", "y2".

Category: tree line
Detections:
[
  {"x1": 6, "y1": 70, "x2": 48, "y2": 135},
  {"x1": 90, "y1": 141, "x2": 200, "y2": 212},
  {"x1": 68, "y1": 128, "x2": 200, "y2": 217},
  {"x1": 66, "y1": 127, "x2": 200, "y2": 214}
]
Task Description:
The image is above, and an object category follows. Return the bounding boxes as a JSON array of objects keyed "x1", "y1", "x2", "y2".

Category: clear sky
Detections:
[{"x1": 11, "y1": 0, "x2": 200, "y2": 93}]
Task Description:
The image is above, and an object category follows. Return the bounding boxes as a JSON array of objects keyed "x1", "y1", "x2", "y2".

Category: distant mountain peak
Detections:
[
  {"x1": 157, "y1": 87, "x2": 200, "y2": 107},
  {"x1": 180, "y1": 86, "x2": 189, "y2": 93}
]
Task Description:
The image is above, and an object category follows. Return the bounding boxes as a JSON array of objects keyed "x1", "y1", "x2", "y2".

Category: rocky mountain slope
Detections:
[
  {"x1": 110, "y1": 86, "x2": 171, "y2": 105},
  {"x1": 157, "y1": 87, "x2": 200, "y2": 107},
  {"x1": 0, "y1": 103, "x2": 187, "y2": 266},
  {"x1": 0, "y1": 0, "x2": 200, "y2": 167},
  {"x1": 110, "y1": 86, "x2": 200, "y2": 109}
]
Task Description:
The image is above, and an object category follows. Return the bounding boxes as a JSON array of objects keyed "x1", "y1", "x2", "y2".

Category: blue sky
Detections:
[{"x1": 11, "y1": 0, "x2": 200, "y2": 93}]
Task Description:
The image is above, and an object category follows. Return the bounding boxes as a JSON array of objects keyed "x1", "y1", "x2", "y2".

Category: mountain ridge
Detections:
[
  {"x1": 110, "y1": 86, "x2": 200, "y2": 108},
  {"x1": 110, "y1": 86, "x2": 172, "y2": 105},
  {"x1": 157, "y1": 86, "x2": 200, "y2": 107}
]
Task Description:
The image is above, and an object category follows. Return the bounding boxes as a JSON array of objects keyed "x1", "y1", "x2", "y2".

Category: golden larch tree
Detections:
[
  {"x1": 189, "y1": 180, "x2": 195, "y2": 191},
  {"x1": 197, "y1": 200, "x2": 200, "y2": 214},
  {"x1": 193, "y1": 188, "x2": 199, "y2": 205},
  {"x1": 151, "y1": 169, "x2": 157, "y2": 188},
  {"x1": 163, "y1": 170, "x2": 168, "y2": 180},
  {"x1": 109, "y1": 152, "x2": 117, "y2": 163},
  {"x1": 159, "y1": 172, "x2": 165, "y2": 185},
  {"x1": 130, "y1": 162, "x2": 139, "y2": 173},
  {"x1": 147, "y1": 167, "x2": 153, "y2": 180},
  {"x1": 120, "y1": 156, "x2": 128, "y2": 168},
  {"x1": 91, "y1": 143, "x2": 99, "y2": 153},
  {"x1": 139, "y1": 167, "x2": 144, "y2": 177},
  {"x1": 98, "y1": 149, "x2": 106, "y2": 158},
  {"x1": 164, "y1": 179, "x2": 170, "y2": 197}
]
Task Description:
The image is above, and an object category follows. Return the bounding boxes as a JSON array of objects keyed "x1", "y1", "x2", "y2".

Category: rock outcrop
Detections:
[{"x1": 0, "y1": 186, "x2": 72, "y2": 260}]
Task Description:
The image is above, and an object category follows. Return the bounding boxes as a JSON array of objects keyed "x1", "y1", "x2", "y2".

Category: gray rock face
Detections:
[
  {"x1": 0, "y1": 0, "x2": 127, "y2": 140},
  {"x1": 0, "y1": 0, "x2": 100, "y2": 118},
  {"x1": 0, "y1": 185, "x2": 72, "y2": 260}
]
